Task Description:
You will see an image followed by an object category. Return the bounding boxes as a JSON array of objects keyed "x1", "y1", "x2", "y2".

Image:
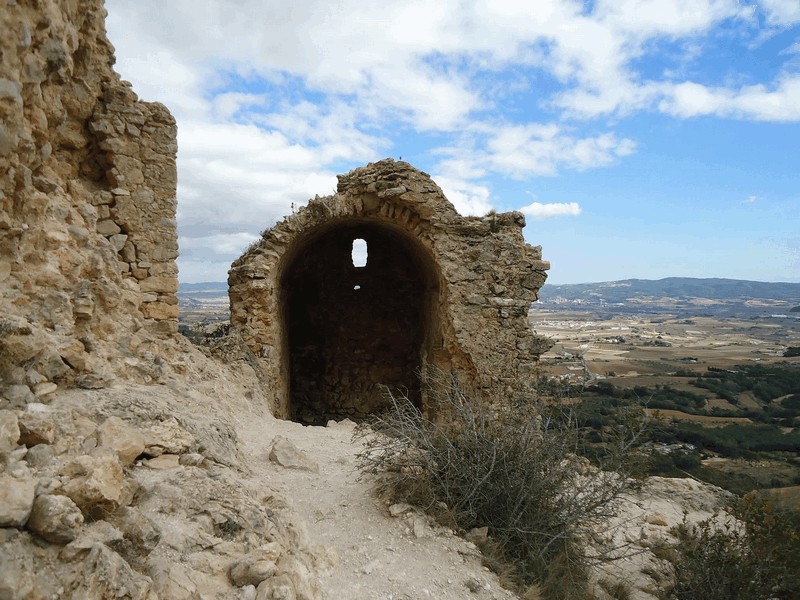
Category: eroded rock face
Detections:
[
  {"x1": 0, "y1": 0, "x2": 179, "y2": 400},
  {"x1": 229, "y1": 159, "x2": 552, "y2": 422}
]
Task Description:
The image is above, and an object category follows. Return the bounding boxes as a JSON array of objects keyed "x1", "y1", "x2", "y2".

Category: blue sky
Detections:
[{"x1": 105, "y1": 0, "x2": 799, "y2": 284}]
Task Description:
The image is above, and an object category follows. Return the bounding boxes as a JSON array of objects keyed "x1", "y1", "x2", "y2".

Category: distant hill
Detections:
[
  {"x1": 179, "y1": 278, "x2": 800, "y2": 318},
  {"x1": 537, "y1": 277, "x2": 800, "y2": 317},
  {"x1": 177, "y1": 281, "x2": 228, "y2": 299},
  {"x1": 539, "y1": 277, "x2": 800, "y2": 303}
]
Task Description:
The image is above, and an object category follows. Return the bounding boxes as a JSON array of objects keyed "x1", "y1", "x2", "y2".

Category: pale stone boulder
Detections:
[
  {"x1": 151, "y1": 564, "x2": 198, "y2": 600},
  {"x1": 143, "y1": 418, "x2": 195, "y2": 456},
  {"x1": 229, "y1": 543, "x2": 282, "y2": 587},
  {"x1": 269, "y1": 436, "x2": 319, "y2": 472},
  {"x1": 32, "y1": 382, "x2": 58, "y2": 397},
  {"x1": 17, "y1": 411, "x2": 56, "y2": 446},
  {"x1": 27, "y1": 493, "x2": 84, "y2": 543},
  {"x1": 1, "y1": 384, "x2": 34, "y2": 408},
  {"x1": 62, "y1": 520, "x2": 125, "y2": 559},
  {"x1": 0, "y1": 472, "x2": 36, "y2": 527},
  {"x1": 61, "y1": 448, "x2": 126, "y2": 514},
  {"x1": 24, "y1": 443, "x2": 55, "y2": 468},
  {"x1": 142, "y1": 454, "x2": 180, "y2": 469},
  {"x1": 178, "y1": 452, "x2": 204, "y2": 466},
  {"x1": 276, "y1": 555, "x2": 317, "y2": 600},
  {"x1": 97, "y1": 416, "x2": 145, "y2": 466},
  {"x1": 67, "y1": 543, "x2": 155, "y2": 599},
  {"x1": 256, "y1": 574, "x2": 296, "y2": 600},
  {"x1": 107, "y1": 506, "x2": 161, "y2": 555},
  {"x1": 139, "y1": 276, "x2": 179, "y2": 294},
  {"x1": 0, "y1": 410, "x2": 20, "y2": 454}
]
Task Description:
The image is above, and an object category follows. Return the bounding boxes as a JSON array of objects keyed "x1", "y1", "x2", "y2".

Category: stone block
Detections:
[
  {"x1": 18, "y1": 412, "x2": 56, "y2": 446},
  {"x1": 143, "y1": 418, "x2": 195, "y2": 456},
  {"x1": 0, "y1": 472, "x2": 36, "y2": 527},
  {"x1": 0, "y1": 410, "x2": 20, "y2": 454},
  {"x1": 139, "y1": 276, "x2": 178, "y2": 294},
  {"x1": 96, "y1": 219, "x2": 121, "y2": 235},
  {"x1": 96, "y1": 416, "x2": 145, "y2": 466},
  {"x1": 61, "y1": 449, "x2": 126, "y2": 514},
  {"x1": 141, "y1": 301, "x2": 179, "y2": 320},
  {"x1": 27, "y1": 494, "x2": 84, "y2": 543},
  {"x1": 269, "y1": 436, "x2": 318, "y2": 472},
  {"x1": 229, "y1": 544, "x2": 281, "y2": 586}
]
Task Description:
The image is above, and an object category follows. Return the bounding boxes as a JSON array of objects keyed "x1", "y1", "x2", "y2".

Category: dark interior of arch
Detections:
[{"x1": 283, "y1": 223, "x2": 431, "y2": 424}]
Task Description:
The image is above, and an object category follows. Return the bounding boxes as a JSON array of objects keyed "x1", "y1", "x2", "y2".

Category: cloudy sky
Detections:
[{"x1": 105, "y1": 0, "x2": 799, "y2": 284}]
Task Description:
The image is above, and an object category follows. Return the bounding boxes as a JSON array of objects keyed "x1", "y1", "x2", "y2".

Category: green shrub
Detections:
[
  {"x1": 664, "y1": 494, "x2": 800, "y2": 599},
  {"x1": 356, "y1": 369, "x2": 647, "y2": 597}
]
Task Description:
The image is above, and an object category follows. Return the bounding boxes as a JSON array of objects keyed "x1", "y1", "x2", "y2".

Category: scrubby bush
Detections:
[
  {"x1": 663, "y1": 494, "x2": 800, "y2": 600},
  {"x1": 356, "y1": 369, "x2": 647, "y2": 598}
]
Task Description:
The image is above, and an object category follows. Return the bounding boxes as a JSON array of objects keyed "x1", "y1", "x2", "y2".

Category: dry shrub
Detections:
[
  {"x1": 664, "y1": 493, "x2": 800, "y2": 600},
  {"x1": 356, "y1": 369, "x2": 647, "y2": 597}
]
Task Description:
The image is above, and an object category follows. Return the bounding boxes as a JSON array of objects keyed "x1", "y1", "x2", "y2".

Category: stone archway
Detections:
[
  {"x1": 229, "y1": 159, "x2": 552, "y2": 423},
  {"x1": 281, "y1": 221, "x2": 438, "y2": 424}
]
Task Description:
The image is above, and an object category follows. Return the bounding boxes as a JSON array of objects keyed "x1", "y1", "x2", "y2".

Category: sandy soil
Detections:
[{"x1": 235, "y1": 414, "x2": 518, "y2": 600}]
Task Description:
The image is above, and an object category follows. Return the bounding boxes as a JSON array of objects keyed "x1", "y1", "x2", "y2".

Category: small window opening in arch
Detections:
[{"x1": 351, "y1": 238, "x2": 368, "y2": 267}]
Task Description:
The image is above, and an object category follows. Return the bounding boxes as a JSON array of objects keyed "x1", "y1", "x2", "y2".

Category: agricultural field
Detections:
[{"x1": 531, "y1": 306, "x2": 800, "y2": 503}]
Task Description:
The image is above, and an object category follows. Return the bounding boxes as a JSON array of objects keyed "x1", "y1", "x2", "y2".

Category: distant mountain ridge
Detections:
[
  {"x1": 178, "y1": 282, "x2": 228, "y2": 293},
  {"x1": 539, "y1": 277, "x2": 800, "y2": 303},
  {"x1": 177, "y1": 281, "x2": 228, "y2": 300},
  {"x1": 179, "y1": 278, "x2": 800, "y2": 302}
]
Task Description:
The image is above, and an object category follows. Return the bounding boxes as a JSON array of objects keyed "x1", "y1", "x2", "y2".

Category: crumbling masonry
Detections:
[
  {"x1": 1, "y1": 1, "x2": 179, "y2": 400},
  {"x1": 229, "y1": 160, "x2": 553, "y2": 423}
]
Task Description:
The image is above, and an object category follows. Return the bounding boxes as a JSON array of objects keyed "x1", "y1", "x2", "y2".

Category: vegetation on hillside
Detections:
[
  {"x1": 660, "y1": 494, "x2": 800, "y2": 600},
  {"x1": 575, "y1": 363, "x2": 800, "y2": 494},
  {"x1": 356, "y1": 370, "x2": 647, "y2": 598},
  {"x1": 355, "y1": 362, "x2": 800, "y2": 598}
]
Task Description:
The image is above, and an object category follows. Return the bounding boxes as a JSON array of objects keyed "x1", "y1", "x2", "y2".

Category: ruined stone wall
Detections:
[
  {"x1": 1, "y1": 0, "x2": 179, "y2": 403},
  {"x1": 229, "y1": 159, "x2": 552, "y2": 421}
]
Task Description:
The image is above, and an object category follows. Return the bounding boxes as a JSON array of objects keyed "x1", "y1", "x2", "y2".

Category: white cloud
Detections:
[
  {"x1": 486, "y1": 124, "x2": 637, "y2": 177},
  {"x1": 107, "y1": 0, "x2": 800, "y2": 128},
  {"x1": 102, "y1": 0, "x2": 800, "y2": 283},
  {"x1": 742, "y1": 195, "x2": 760, "y2": 204},
  {"x1": 659, "y1": 74, "x2": 800, "y2": 121},
  {"x1": 175, "y1": 120, "x2": 343, "y2": 241},
  {"x1": 519, "y1": 201, "x2": 582, "y2": 219},
  {"x1": 211, "y1": 93, "x2": 270, "y2": 121},
  {"x1": 434, "y1": 175, "x2": 494, "y2": 216},
  {"x1": 176, "y1": 258, "x2": 238, "y2": 284},
  {"x1": 180, "y1": 232, "x2": 260, "y2": 255},
  {"x1": 759, "y1": 0, "x2": 800, "y2": 26}
]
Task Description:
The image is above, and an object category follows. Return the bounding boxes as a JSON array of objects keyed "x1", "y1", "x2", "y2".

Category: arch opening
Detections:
[{"x1": 281, "y1": 222, "x2": 437, "y2": 425}]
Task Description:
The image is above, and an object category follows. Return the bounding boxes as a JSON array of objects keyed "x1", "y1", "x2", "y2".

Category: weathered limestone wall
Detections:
[
  {"x1": 230, "y1": 159, "x2": 552, "y2": 422},
  {"x1": 0, "y1": 0, "x2": 179, "y2": 402}
]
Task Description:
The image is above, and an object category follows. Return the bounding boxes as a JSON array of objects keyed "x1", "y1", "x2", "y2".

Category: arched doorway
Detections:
[{"x1": 281, "y1": 222, "x2": 438, "y2": 424}]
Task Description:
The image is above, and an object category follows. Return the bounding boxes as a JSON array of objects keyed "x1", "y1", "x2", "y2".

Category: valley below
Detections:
[{"x1": 178, "y1": 278, "x2": 800, "y2": 504}]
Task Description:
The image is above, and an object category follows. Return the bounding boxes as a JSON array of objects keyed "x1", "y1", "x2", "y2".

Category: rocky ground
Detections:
[{"x1": 1, "y1": 336, "x2": 731, "y2": 599}]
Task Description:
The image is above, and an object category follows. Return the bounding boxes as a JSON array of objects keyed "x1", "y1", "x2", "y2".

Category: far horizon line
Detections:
[{"x1": 178, "y1": 275, "x2": 800, "y2": 287}]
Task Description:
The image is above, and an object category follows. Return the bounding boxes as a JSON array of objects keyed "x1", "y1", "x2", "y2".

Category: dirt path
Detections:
[{"x1": 236, "y1": 415, "x2": 519, "y2": 600}]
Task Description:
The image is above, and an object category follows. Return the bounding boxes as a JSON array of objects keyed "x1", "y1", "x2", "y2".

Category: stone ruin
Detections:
[
  {"x1": 0, "y1": 0, "x2": 550, "y2": 422},
  {"x1": 229, "y1": 160, "x2": 553, "y2": 424},
  {"x1": 1, "y1": 0, "x2": 179, "y2": 400}
]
